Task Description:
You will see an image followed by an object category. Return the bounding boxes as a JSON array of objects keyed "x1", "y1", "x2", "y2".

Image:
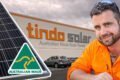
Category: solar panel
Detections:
[{"x1": 0, "y1": 2, "x2": 51, "y2": 80}]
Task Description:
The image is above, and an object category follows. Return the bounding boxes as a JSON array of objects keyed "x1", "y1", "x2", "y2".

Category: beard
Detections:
[{"x1": 97, "y1": 27, "x2": 120, "y2": 46}]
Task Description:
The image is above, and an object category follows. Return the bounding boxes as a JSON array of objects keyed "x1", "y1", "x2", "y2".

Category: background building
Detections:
[{"x1": 11, "y1": 12, "x2": 95, "y2": 60}]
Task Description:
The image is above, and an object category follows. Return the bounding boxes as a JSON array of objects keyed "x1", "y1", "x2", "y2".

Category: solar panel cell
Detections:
[
  {"x1": 0, "y1": 25, "x2": 5, "y2": 31},
  {"x1": 5, "y1": 24, "x2": 17, "y2": 30},
  {"x1": 0, "y1": 32, "x2": 9, "y2": 39},
  {"x1": 8, "y1": 30, "x2": 22, "y2": 38},
  {"x1": 4, "y1": 48, "x2": 17, "y2": 60}
]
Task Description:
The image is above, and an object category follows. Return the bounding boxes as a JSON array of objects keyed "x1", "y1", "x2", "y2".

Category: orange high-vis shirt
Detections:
[{"x1": 67, "y1": 39, "x2": 120, "y2": 80}]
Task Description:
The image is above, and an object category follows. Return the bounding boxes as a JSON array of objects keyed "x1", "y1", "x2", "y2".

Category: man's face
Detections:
[{"x1": 92, "y1": 10, "x2": 120, "y2": 46}]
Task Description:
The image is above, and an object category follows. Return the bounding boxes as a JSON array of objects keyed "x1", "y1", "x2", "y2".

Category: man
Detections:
[{"x1": 67, "y1": 0, "x2": 120, "y2": 80}]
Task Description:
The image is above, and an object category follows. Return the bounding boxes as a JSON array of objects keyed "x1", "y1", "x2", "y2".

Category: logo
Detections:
[
  {"x1": 8, "y1": 43, "x2": 43, "y2": 74},
  {"x1": 26, "y1": 23, "x2": 65, "y2": 41}
]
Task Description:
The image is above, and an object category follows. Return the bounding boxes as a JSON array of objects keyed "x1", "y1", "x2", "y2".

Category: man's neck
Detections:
[{"x1": 108, "y1": 39, "x2": 120, "y2": 57}]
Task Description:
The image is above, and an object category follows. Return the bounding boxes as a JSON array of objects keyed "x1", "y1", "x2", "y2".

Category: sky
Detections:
[{"x1": 1, "y1": 0, "x2": 120, "y2": 29}]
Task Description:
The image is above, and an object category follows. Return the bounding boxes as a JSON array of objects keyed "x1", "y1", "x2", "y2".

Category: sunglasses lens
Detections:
[{"x1": 100, "y1": 0, "x2": 113, "y2": 4}]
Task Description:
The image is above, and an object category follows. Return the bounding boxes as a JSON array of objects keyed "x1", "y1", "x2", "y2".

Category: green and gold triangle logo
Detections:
[{"x1": 8, "y1": 43, "x2": 43, "y2": 74}]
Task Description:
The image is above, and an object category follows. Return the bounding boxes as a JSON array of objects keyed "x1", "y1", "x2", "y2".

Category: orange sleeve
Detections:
[{"x1": 67, "y1": 44, "x2": 93, "y2": 80}]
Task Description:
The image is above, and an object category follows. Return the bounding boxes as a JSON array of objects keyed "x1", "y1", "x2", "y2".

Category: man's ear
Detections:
[
  {"x1": 119, "y1": 20, "x2": 120, "y2": 24},
  {"x1": 118, "y1": 19, "x2": 120, "y2": 24}
]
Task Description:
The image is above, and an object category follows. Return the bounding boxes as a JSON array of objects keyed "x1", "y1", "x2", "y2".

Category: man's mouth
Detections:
[{"x1": 101, "y1": 34, "x2": 112, "y2": 41}]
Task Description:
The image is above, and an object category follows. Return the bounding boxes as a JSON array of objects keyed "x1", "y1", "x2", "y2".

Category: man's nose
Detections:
[{"x1": 100, "y1": 27, "x2": 107, "y2": 35}]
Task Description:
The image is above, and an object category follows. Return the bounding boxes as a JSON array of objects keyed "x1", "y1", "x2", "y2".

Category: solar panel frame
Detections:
[{"x1": 0, "y1": 1, "x2": 51, "y2": 80}]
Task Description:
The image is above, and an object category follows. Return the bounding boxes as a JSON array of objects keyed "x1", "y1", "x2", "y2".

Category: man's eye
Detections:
[
  {"x1": 104, "y1": 23, "x2": 112, "y2": 27},
  {"x1": 94, "y1": 26, "x2": 100, "y2": 30}
]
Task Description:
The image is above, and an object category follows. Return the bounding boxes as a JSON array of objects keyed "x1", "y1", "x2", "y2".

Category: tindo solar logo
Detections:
[{"x1": 8, "y1": 43, "x2": 43, "y2": 74}]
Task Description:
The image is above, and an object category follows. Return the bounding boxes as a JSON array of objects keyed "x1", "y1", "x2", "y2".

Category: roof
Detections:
[{"x1": 10, "y1": 12, "x2": 94, "y2": 32}]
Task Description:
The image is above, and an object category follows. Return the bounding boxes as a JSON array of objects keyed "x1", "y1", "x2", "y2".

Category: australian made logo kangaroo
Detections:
[{"x1": 8, "y1": 43, "x2": 43, "y2": 74}]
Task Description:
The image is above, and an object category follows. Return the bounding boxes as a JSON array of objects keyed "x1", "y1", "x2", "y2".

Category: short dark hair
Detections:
[{"x1": 90, "y1": 2, "x2": 120, "y2": 20}]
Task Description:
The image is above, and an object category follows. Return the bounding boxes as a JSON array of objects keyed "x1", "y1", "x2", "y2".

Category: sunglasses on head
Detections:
[{"x1": 100, "y1": 0, "x2": 114, "y2": 4}]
